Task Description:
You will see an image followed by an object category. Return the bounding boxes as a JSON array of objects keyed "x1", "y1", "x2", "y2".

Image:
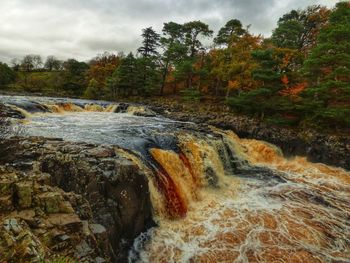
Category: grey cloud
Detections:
[{"x1": 0, "y1": 0, "x2": 335, "y2": 63}]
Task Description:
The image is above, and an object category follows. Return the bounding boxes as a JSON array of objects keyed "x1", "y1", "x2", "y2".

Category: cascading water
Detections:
[{"x1": 1, "y1": 95, "x2": 349, "y2": 263}]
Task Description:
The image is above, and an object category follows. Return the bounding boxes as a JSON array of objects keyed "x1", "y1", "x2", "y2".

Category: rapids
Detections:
[{"x1": 1, "y1": 95, "x2": 349, "y2": 263}]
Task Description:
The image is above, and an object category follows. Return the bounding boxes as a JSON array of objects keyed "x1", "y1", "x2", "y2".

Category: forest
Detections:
[{"x1": 0, "y1": 2, "x2": 349, "y2": 130}]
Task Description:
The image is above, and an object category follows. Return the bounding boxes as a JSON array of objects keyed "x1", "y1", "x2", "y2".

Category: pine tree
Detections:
[
  {"x1": 137, "y1": 27, "x2": 160, "y2": 58},
  {"x1": 214, "y1": 19, "x2": 246, "y2": 47},
  {"x1": 302, "y1": 2, "x2": 350, "y2": 128},
  {"x1": 159, "y1": 22, "x2": 187, "y2": 94},
  {"x1": 109, "y1": 53, "x2": 138, "y2": 97}
]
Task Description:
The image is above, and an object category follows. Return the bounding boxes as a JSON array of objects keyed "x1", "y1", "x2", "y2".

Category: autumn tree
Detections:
[
  {"x1": 85, "y1": 52, "x2": 122, "y2": 98},
  {"x1": 226, "y1": 44, "x2": 303, "y2": 123},
  {"x1": 210, "y1": 32, "x2": 261, "y2": 97}
]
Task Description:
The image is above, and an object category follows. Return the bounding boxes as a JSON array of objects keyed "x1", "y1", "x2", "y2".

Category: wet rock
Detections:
[
  {"x1": 90, "y1": 223, "x2": 107, "y2": 235},
  {"x1": 0, "y1": 195, "x2": 13, "y2": 211},
  {"x1": 0, "y1": 168, "x2": 108, "y2": 262},
  {"x1": 47, "y1": 213, "x2": 83, "y2": 230},
  {"x1": 75, "y1": 240, "x2": 94, "y2": 259},
  {"x1": 86, "y1": 147, "x2": 116, "y2": 158},
  {"x1": 126, "y1": 105, "x2": 157, "y2": 117},
  {"x1": 59, "y1": 201, "x2": 75, "y2": 213},
  {"x1": 37, "y1": 192, "x2": 62, "y2": 213},
  {"x1": 0, "y1": 179, "x2": 13, "y2": 196},
  {"x1": 0, "y1": 103, "x2": 25, "y2": 119},
  {"x1": 1, "y1": 137, "x2": 154, "y2": 262},
  {"x1": 15, "y1": 182, "x2": 33, "y2": 208},
  {"x1": 4, "y1": 218, "x2": 22, "y2": 234}
]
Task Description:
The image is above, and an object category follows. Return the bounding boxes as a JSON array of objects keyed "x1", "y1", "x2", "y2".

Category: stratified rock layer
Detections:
[{"x1": 0, "y1": 137, "x2": 154, "y2": 262}]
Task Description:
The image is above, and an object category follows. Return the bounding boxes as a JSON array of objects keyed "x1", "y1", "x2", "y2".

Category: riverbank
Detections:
[
  {"x1": 139, "y1": 98, "x2": 350, "y2": 171},
  {"x1": 1, "y1": 94, "x2": 349, "y2": 170}
]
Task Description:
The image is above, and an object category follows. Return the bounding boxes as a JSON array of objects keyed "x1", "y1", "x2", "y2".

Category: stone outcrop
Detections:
[
  {"x1": 0, "y1": 137, "x2": 154, "y2": 262},
  {"x1": 0, "y1": 167, "x2": 106, "y2": 262},
  {"x1": 145, "y1": 101, "x2": 350, "y2": 171}
]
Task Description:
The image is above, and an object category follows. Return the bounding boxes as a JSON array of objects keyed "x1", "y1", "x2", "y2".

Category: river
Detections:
[{"x1": 1, "y1": 95, "x2": 349, "y2": 263}]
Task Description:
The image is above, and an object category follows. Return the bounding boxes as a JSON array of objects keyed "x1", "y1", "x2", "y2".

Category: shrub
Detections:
[{"x1": 181, "y1": 87, "x2": 202, "y2": 101}]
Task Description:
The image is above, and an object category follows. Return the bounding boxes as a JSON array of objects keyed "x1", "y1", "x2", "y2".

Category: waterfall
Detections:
[
  {"x1": 130, "y1": 130, "x2": 350, "y2": 263},
  {"x1": 1, "y1": 95, "x2": 349, "y2": 263}
]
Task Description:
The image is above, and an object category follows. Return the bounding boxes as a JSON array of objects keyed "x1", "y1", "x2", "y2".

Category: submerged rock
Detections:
[{"x1": 126, "y1": 105, "x2": 157, "y2": 117}]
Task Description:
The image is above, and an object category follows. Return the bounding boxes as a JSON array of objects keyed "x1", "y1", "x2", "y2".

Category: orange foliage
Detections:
[
  {"x1": 86, "y1": 52, "x2": 122, "y2": 88},
  {"x1": 279, "y1": 82, "x2": 307, "y2": 96},
  {"x1": 281, "y1": 75, "x2": 289, "y2": 87},
  {"x1": 228, "y1": 80, "x2": 239, "y2": 90}
]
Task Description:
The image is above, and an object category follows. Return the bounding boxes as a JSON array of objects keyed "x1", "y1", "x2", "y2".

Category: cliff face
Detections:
[
  {"x1": 0, "y1": 137, "x2": 154, "y2": 262},
  {"x1": 146, "y1": 102, "x2": 350, "y2": 171}
]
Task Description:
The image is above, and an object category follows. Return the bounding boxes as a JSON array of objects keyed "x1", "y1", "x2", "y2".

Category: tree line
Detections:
[{"x1": 0, "y1": 2, "x2": 349, "y2": 130}]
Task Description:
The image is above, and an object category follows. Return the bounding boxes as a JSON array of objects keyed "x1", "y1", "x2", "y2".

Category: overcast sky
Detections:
[{"x1": 0, "y1": 0, "x2": 337, "y2": 63}]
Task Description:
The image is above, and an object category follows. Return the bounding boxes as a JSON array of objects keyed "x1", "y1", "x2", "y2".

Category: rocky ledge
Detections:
[
  {"x1": 146, "y1": 101, "x2": 350, "y2": 171},
  {"x1": 0, "y1": 137, "x2": 154, "y2": 262}
]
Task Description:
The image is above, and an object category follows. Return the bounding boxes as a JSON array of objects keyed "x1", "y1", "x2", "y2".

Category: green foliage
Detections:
[
  {"x1": 181, "y1": 87, "x2": 201, "y2": 101},
  {"x1": 61, "y1": 59, "x2": 89, "y2": 96},
  {"x1": 227, "y1": 88, "x2": 273, "y2": 115},
  {"x1": 251, "y1": 49, "x2": 281, "y2": 89},
  {"x1": 303, "y1": 2, "x2": 350, "y2": 83},
  {"x1": 84, "y1": 78, "x2": 100, "y2": 99},
  {"x1": 174, "y1": 58, "x2": 195, "y2": 83},
  {"x1": 183, "y1": 21, "x2": 213, "y2": 57},
  {"x1": 108, "y1": 53, "x2": 137, "y2": 97},
  {"x1": 0, "y1": 62, "x2": 16, "y2": 88},
  {"x1": 301, "y1": 2, "x2": 350, "y2": 128},
  {"x1": 271, "y1": 5, "x2": 330, "y2": 52},
  {"x1": 137, "y1": 27, "x2": 160, "y2": 58},
  {"x1": 2, "y1": 5, "x2": 348, "y2": 131},
  {"x1": 227, "y1": 88, "x2": 300, "y2": 126},
  {"x1": 159, "y1": 22, "x2": 188, "y2": 94},
  {"x1": 214, "y1": 19, "x2": 246, "y2": 46},
  {"x1": 272, "y1": 20, "x2": 304, "y2": 49},
  {"x1": 137, "y1": 57, "x2": 161, "y2": 96}
]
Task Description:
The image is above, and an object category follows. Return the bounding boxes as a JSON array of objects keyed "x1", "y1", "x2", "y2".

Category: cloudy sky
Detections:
[{"x1": 0, "y1": 0, "x2": 337, "y2": 63}]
